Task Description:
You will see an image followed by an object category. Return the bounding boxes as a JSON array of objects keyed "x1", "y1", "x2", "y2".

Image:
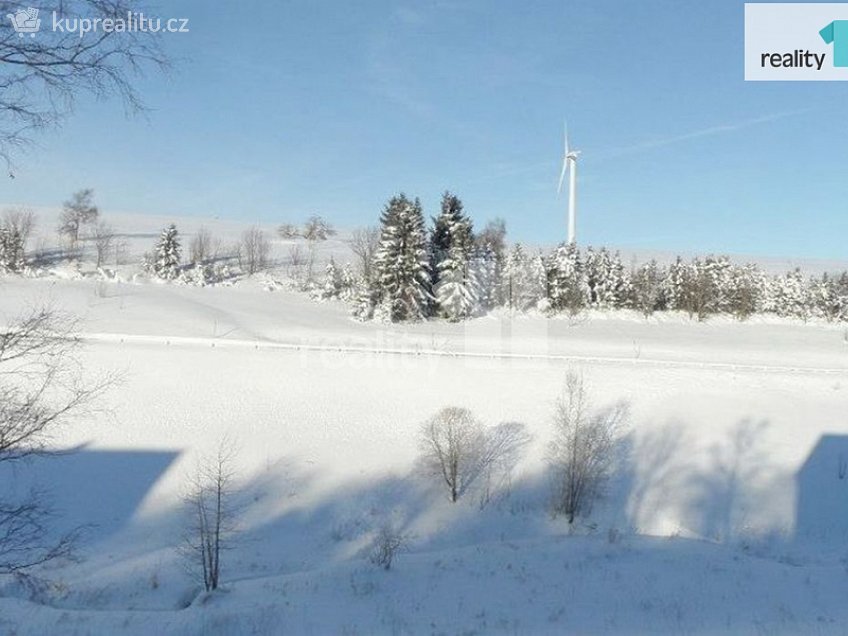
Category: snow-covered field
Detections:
[{"x1": 0, "y1": 216, "x2": 847, "y2": 634}]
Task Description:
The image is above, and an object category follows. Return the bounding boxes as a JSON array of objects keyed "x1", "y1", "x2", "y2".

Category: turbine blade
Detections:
[
  {"x1": 564, "y1": 120, "x2": 569, "y2": 157},
  {"x1": 557, "y1": 158, "x2": 568, "y2": 195}
]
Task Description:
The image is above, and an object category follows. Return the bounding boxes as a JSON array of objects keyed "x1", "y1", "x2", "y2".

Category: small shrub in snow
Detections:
[
  {"x1": 181, "y1": 262, "x2": 214, "y2": 286},
  {"x1": 368, "y1": 523, "x2": 408, "y2": 571}
]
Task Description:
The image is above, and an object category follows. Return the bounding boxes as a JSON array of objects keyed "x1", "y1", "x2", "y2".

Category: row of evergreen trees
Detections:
[
  {"x1": 341, "y1": 193, "x2": 500, "y2": 322},
  {"x1": 321, "y1": 192, "x2": 848, "y2": 324}
]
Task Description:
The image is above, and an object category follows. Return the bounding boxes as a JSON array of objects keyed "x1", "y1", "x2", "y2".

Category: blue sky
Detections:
[{"x1": 2, "y1": 0, "x2": 848, "y2": 259}]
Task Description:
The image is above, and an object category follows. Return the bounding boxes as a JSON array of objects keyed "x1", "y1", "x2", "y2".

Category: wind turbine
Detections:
[{"x1": 557, "y1": 123, "x2": 581, "y2": 244}]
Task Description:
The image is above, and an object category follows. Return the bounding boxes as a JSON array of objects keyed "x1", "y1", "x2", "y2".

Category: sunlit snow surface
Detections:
[{"x1": 0, "y1": 212, "x2": 846, "y2": 634}]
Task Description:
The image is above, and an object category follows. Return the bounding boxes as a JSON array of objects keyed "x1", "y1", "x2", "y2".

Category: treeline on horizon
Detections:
[
  {"x1": 1, "y1": 189, "x2": 846, "y2": 325},
  {"x1": 320, "y1": 191, "x2": 848, "y2": 324}
]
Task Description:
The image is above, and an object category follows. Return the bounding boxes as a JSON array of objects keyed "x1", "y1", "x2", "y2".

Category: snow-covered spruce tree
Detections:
[
  {"x1": 663, "y1": 257, "x2": 687, "y2": 312},
  {"x1": 475, "y1": 219, "x2": 507, "y2": 307},
  {"x1": 547, "y1": 242, "x2": 586, "y2": 315},
  {"x1": 631, "y1": 259, "x2": 666, "y2": 317},
  {"x1": 772, "y1": 269, "x2": 811, "y2": 320},
  {"x1": 436, "y1": 242, "x2": 479, "y2": 321},
  {"x1": 502, "y1": 244, "x2": 547, "y2": 312},
  {"x1": 153, "y1": 224, "x2": 181, "y2": 280},
  {"x1": 584, "y1": 246, "x2": 633, "y2": 310},
  {"x1": 704, "y1": 256, "x2": 733, "y2": 314},
  {"x1": 525, "y1": 251, "x2": 548, "y2": 310},
  {"x1": 320, "y1": 259, "x2": 356, "y2": 301},
  {"x1": 808, "y1": 272, "x2": 848, "y2": 322},
  {"x1": 0, "y1": 226, "x2": 25, "y2": 273},
  {"x1": 668, "y1": 257, "x2": 715, "y2": 321},
  {"x1": 321, "y1": 258, "x2": 343, "y2": 299},
  {"x1": 431, "y1": 192, "x2": 478, "y2": 321},
  {"x1": 371, "y1": 194, "x2": 432, "y2": 322},
  {"x1": 727, "y1": 263, "x2": 762, "y2": 320},
  {"x1": 835, "y1": 272, "x2": 848, "y2": 322},
  {"x1": 608, "y1": 251, "x2": 632, "y2": 310},
  {"x1": 470, "y1": 247, "x2": 498, "y2": 313},
  {"x1": 340, "y1": 264, "x2": 357, "y2": 302},
  {"x1": 502, "y1": 242, "x2": 528, "y2": 310},
  {"x1": 584, "y1": 247, "x2": 609, "y2": 309},
  {"x1": 431, "y1": 193, "x2": 473, "y2": 280}
]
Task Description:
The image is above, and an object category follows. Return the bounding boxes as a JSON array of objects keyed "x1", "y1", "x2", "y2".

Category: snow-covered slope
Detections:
[{"x1": 0, "y1": 270, "x2": 847, "y2": 634}]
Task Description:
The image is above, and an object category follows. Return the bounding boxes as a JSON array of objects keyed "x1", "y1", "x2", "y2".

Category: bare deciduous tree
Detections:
[
  {"x1": 0, "y1": 306, "x2": 114, "y2": 572},
  {"x1": 91, "y1": 221, "x2": 114, "y2": 268},
  {"x1": 349, "y1": 226, "x2": 379, "y2": 284},
  {"x1": 58, "y1": 189, "x2": 98, "y2": 249},
  {"x1": 286, "y1": 243, "x2": 316, "y2": 290},
  {"x1": 287, "y1": 244, "x2": 304, "y2": 283},
  {"x1": 302, "y1": 215, "x2": 335, "y2": 242},
  {"x1": 548, "y1": 373, "x2": 627, "y2": 524},
  {"x1": 419, "y1": 408, "x2": 531, "y2": 506},
  {"x1": 237, "y1": 226, "x2": 270, "y2": 276},
  {"x1": 189, "y1": 227, "x2": 213, "y2": 265},
  {"x1": 477, "y1": 421, "x2": 531, "y2": 507},
  {"x1": 475, "y1": 218, "x2": 507, "y2": 261},
  {"x1": 182, "y1": 440, "x2": 239, "y2": 593},
  {"x1": 0, "y1": 0, "x2": 169, "y2": 166},
  {"x1": 277, "y1": 223, "x2": 299, "y2": 239},
  {"x1": 2, "y1": 207, "x2": 36, "y2": 247},
  {"x1": 419, "y1": 407, "x2": 485, "y2": 503}
]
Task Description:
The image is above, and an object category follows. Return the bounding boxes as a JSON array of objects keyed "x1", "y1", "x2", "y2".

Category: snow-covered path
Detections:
[{"x1": 74, "y1": 329, "x2": 848, "y2": 376}]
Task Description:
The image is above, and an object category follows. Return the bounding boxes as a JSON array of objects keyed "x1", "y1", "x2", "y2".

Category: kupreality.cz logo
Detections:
[
  {"x1": 745, "y1": 3, "x2": 848, "y2": 80},
  {"x1": 6, "y1": 5, "x2": 189, "y2": 38}
]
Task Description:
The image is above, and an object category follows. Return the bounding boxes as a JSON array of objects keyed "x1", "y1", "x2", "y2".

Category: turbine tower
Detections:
[{"x1": 557, "y1": 123, "x2": 581, "y2": 244}]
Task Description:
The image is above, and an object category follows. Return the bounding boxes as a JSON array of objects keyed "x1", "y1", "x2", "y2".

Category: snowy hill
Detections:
[{"x1": 0, "y1": 212, "x2": 847, "y2": 634}]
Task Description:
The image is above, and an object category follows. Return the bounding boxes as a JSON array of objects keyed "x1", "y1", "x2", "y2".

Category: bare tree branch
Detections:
[
  {"x1": 0, "y1": 305, "x2": 115, "y2": 572},
  {"x1": 0, "y1": 0, "x2": 170, "y2": 167}
]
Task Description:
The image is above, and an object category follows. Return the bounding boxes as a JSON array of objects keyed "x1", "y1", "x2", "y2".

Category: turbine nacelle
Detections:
[{"x1": 558, "y1": 123, "x2": 581, "y2": 194}]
